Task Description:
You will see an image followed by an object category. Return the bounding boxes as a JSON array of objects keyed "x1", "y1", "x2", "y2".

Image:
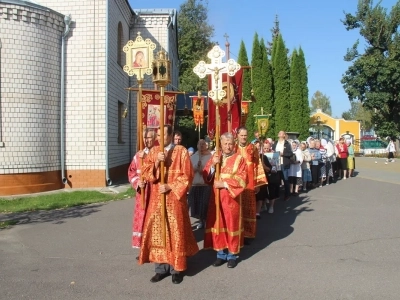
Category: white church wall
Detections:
[
  {"x1": 107, "y1": 0, "x2": 133, "y2": 170},
  {"x1": 38, "y1": 0, "x2": 108, "y2": 172},
  {"x1": 0, "y1": 1, "x2": 65, "y2": 194}
]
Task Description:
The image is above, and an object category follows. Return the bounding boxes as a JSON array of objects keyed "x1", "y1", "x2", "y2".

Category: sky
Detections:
[{"x1": 128, "y1": 0, "x2": 398, "y2": 118}]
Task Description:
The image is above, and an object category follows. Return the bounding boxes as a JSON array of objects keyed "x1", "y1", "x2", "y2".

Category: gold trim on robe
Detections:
[
  {"x1": 236, "y1": 143, "x2": 267, "y2": 238},
  {"x1": 138, "y1": 145, "x2": 199, "y2": 272},
  {"x1": 203, "y1": 153, "x2": 247, "y2": 254}
]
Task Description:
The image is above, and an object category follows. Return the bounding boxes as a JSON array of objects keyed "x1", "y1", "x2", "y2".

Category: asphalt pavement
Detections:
[{"x1": 0, "y1": 157, "x2": 399, "y2": 300}]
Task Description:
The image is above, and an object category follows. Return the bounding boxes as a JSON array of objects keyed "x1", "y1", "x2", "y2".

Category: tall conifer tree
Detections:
[
  {"x1": 298, "y1": 47, "x2": 310, "y2": 139},
  {"x1": 245, "y1": 33, "x2": 263, "y2": 139},
  {"x1": 273, "y1": 34, "x2": 291, "y2": 132},
  {"x1": 289, "y1": 49, "x2": 303, "y2": 133},
  {"x1": 237, "y1": 40, "x2": 251, "y2": 102},
  {"x1": 260, "y1": 39, "x2": 275, "y2": 138}
]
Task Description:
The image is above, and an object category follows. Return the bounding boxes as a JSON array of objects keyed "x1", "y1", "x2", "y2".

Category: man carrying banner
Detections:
[
  {"x1": 203, "y1": 132, "x2": 247, "y2": 268},
  {"x1": 138, "y1": 124, "x2": 198, "y2": 284},
  {"x1": 235, "y1": 126, "x2": 267, "y2": 244},
  {"x1": 128, "y1": 128, "x2": 156, "y2": 252}
]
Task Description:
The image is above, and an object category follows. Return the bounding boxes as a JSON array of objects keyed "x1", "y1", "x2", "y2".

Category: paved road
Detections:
[{"x1": 0, "y1": 159, "x2": 399, "y2": 299}]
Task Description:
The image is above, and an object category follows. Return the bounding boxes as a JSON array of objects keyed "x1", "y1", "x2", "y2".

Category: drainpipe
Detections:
[
  {"x1": 105, "y1": 1, "x2": 112, "y2": 185},
  {"x1": 60, "y1": 15, "x2": 72, "y2": 184},
  {"x1": 0, "y1": 39, "x2": 3, "y2": 147}
]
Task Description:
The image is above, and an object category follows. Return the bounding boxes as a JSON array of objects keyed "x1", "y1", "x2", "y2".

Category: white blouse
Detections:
[
  {"x1": 288, "y1": 148, "x2": 303, "y2": 178},
  {"x1": 190, "y1": 151, "x2": 212, "y2": 186}
]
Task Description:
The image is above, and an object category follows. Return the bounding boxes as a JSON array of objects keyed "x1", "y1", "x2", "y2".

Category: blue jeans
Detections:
[{"x1": 217, "y1": 249, "x2": 236, "y2": 261}]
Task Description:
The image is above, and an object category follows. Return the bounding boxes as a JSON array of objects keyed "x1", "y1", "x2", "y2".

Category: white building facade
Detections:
[{"x1": 0, "y1": 0, "x2": 178, "y2": 195}]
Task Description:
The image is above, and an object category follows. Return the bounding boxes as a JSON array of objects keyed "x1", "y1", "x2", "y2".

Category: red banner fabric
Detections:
[
  {"x1": 140, "y1": 91, "x2": 176, "y2": 130},
  {"x1": 207, "y1": 70, "x2": 243, "y2": 139},
  {"x1": 192, "y1": 96, "x2": 205, "y2": 128}
]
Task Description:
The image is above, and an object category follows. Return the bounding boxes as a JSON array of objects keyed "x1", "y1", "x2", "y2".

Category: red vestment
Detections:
[
  {"x1": 138, "y1": 145, "x2": 199, "y2": 272},
  {"x1": 203, "y1": 153, "x2": 247, "y2": 254},
  {"x1": 128, "y1": 151, "x2": 151, "y2": 248},
  {"x1": 236, "y1": 143, "x2": 267, "y2": 238}
]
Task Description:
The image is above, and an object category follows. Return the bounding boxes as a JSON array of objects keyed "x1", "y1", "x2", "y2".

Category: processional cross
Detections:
[
  {"x1": 193, "y1": 45, "x2": 240, "y2": 104},
  {"x1": 193, "y1": 45, "x2": 240, "y2": 234}
]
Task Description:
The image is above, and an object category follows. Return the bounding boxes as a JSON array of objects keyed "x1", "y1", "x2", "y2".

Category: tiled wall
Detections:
[
  {"x1": 0, "y1": 3, "x2": 64, "y2": 175},
  {"x1": 0, "y1": 1, "x2": 180, "y2": 194}
]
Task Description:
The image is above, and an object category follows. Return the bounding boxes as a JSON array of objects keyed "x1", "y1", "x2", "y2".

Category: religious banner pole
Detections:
[
  {"x1": 152, "y1": 51, "x2": 171, "y2": 247},
  {"x1": 224, "y1": 33, "x2": 232, "y2": 133},
  {"x1": 123, "y1": 32, "x2": 156, "y2": 209},
  {"x1": 193, "y1": 45, "x2": 240, "y2": 235},
  {"x1": 191, "y1": 91, "x2": 205, "y2": 139},
  {"x1": 137, "y1": 72, "x2": 144, "y2": 152},
  {"x1": 254, "y1": 107, "x2": 272, "y2": 139}
]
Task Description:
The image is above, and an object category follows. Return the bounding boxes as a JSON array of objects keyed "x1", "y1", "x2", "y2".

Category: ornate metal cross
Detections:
[{"x1": 193, "y1": 45, "x2": 240, "y2": 104}]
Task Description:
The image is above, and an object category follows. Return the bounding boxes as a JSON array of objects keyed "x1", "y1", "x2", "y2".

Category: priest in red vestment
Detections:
[
  {"x1": 203, "y1": 132, "x2": 247, "y2": 268},
  {"x1": 138, "y1": 124, "x2": 199, "y2": 284},
  {"x1": 128, "y1": 128, "x2": 156, "y2": 250},
  {"x1": 235, "y1": 127, "x2": 267, "y2": 244}
]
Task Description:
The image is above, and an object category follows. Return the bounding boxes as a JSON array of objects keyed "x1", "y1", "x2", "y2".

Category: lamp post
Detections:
[{"x1": 316, "y1": 116, "x2": 321, "y2": 139}]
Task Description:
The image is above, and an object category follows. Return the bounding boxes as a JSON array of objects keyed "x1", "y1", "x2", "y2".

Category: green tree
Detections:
[
  {"x1": 272, "y1": 34, "x2": 291, "y2": 132},
  {"x1": 245, "y1": 33, "x2": 263, "y2": 139},
  {"x1": 310, "y1": 90, "x2": 332, "y2": 115},
  {"x1": 289, "y1": 49, "x2": 303, "y2": 133},
  {"x1": 174, "y1": 115, "x2": 206, "y2": 148},
  {"x1": 260, "y1": 39, "x2": 275, "y2": 138},
  {"x1": 267, "y1": 15, "x2": 280, "y2": 56},
  {"x1": 341, "y1": 101, "x2": 373, "y2": 131},
  {"x1": 237, "y1": 40, "x2": 251, "y2": 101},
  {"x1": 178, "y1": 0, "x2": 214, "y2": 92},
  {"x1": 341, "y1": 0, "x2": 400, "y2": 139},
  {"x1": 298, "y1": 47, "x2": 310, "y2": 139}
]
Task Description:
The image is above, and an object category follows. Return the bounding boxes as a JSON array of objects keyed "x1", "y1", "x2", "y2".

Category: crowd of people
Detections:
[{"x1": 127, "y1": 125, "x2": 359, "y2": 285}]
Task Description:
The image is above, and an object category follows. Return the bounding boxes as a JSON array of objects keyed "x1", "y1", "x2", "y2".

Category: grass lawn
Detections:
[{"x1": 0, "y1": 187, "x2": 135, "y2": 214}]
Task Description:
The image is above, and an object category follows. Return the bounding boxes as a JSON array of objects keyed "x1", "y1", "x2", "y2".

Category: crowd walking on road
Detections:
[{"x1": 127, "y1": 126, "x2": 390, "y2": 284}]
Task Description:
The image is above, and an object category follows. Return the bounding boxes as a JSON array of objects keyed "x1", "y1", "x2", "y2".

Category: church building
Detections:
[{"x1": 0, "y1": 0, "x2": 179, "y2": 195}]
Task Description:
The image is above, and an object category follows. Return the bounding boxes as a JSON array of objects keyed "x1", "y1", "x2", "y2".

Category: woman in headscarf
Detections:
[
  {"x1": 321, "y1": 139, "x2": 334, "y2": 185},
  {"x1": 263, "y1": 141, "x2": 280, "y2": 213},
  {"x1": 288, "y1": 140, "x2": 303, "y2": 195},
  {"x1": 300, "y1": 142, "x2": 312, "y2": 191},
  {"x1": 308, "y1": 139, "x2": 322, "y2": 188},
  {"x1": 315, "y1": 139, "x2": 326, "y2": 187},
  {"x1": 346, "y1": 139, "x2": 355, "y2": 178},
  {"x1": 188, "y1": 139, "x2": 212, "y2": 229}
]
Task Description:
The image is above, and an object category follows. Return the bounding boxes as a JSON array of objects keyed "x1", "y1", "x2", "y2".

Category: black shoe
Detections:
[
  {"x1": 135, "y1": 256, "x2": 139, "y2": 260},
  {"x1": 213, "y1": 258, "x2": 225, "y2": 267},
  {"x1": 150, "y1": 272, "x2": 169, "y2": 283},
  {"x1": 244, "y1": 238, "x2": 253, "y2": 245},
  {"x1": 227, "y1": 259, "x2": 237, "y2": 268},
  {"x1": 256, "y1": 214, "x2": 261, "y2": 220},
  {"x1": 172, "y1": 273, "x2": 183, "y2": 284}
]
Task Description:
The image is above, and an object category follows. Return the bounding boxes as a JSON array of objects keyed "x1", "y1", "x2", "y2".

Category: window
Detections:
[
  {"x1": 117, "y1": 22, "x2": 124, "y2": 67},
  {"x1": 118, "y1": 101, "x2": 124, "y2": 143}
]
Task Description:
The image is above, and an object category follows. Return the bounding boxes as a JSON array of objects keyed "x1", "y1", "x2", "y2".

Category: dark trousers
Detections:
[
  {"x1": 311, "y1": 165, "x2": 320, "y2": 185},
  {"x1": 278, "y1": 170, "x2": 290, "y2": 197},
  {"x1": 155, "y1": 263, "x2": 179, "y2": 275}
]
